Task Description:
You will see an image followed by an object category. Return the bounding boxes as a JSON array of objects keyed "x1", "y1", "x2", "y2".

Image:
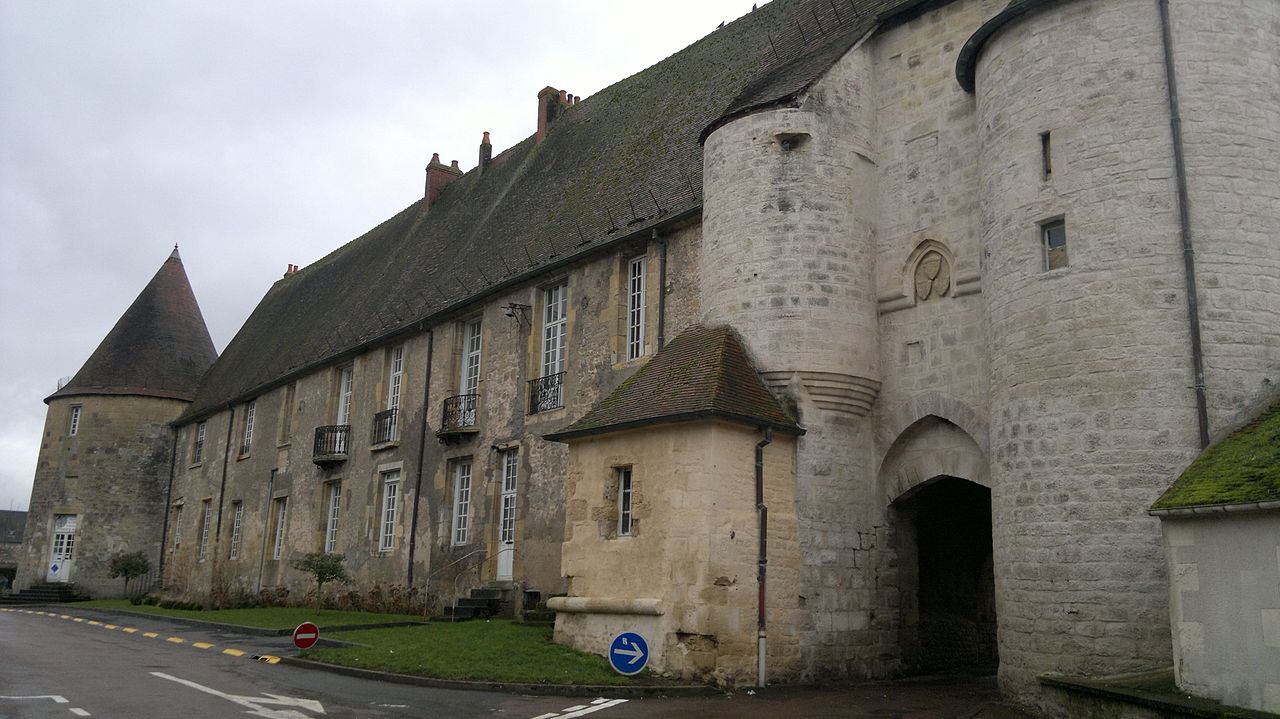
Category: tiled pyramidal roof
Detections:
[
  {"x1": 49, "y1": 248, "x2": 217, "y2": 404},
  {"x1": 182, "y1": 0, "x2": 919, "y2": 422},
  {"x1": 546, "y1": 325, "x2": 801, "y2": 442},
  {"x1": 1151, "y1": 400, "x2": 1280, "y2": 511}
]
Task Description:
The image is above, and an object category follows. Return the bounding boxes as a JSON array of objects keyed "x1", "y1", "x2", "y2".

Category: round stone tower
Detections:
[
  {"x1": 17, "y1": 248, "x2": 216, "y2": 598},
  {"x1": 967, "y1": 0, "x2": 1279, "y2": 697},
  {"x1": 701, "y1": 44, "x2": 885, "y2": 674}
]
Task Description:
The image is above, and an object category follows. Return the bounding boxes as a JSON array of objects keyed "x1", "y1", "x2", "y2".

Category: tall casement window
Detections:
[
  {"x1": 461, "y1": 319, "x2": 482, "y2": 396},
  {"x1": 68, "y1": 405, "x2": 81, "y2": 437},
  {"x1": 171, "y1": 504, "x2": 183, "y2": 553},
  {"x1": 336, "y1": 366, "x2": 354, "y2": 426},
  {"x1": 531, "y1": 282, "x2": 568, "y2": 413},
  {"x1": 627, "y1": 255, "x2": 647, "y2": 360},
  {"x1": 229, "y1": 502, "x2": 243, "y2": 560},
  {"x1": 192, "y1": 421, "x2": 207, "y2": 463},
  {"x1": 270, "y1": 497, "x2": 288, "y2": 561},
  {"x1": 198, "y1": 499, "x2": 213, "y2": 561},
  {"x1": 240, "y1": 400, "x2": 256, "y2": 455},
  {"x1": 499, "y1": 450, "x2": 519, "y2": 545},
  {"x1": 452, "y1": 459, "x2": 473, "y2": 546},
  {"x1": 379, "y1": 471, "x2": 400, "y2": 552},
  {"x1": 616, "y1": 467, "x2": 634, "y2": 537},
  {"x1": 1042, "y1": 218, "x2": 1068, "y2": 271},
  {"x1": 278, "y1": 383, "x2": 296, "y2": 444},
  {"x1": 324, "y1": 482, "x2": 341, "y2": 554},
  {"x1": 378, "y1": 345, "x2": 404, "y2": 443}
]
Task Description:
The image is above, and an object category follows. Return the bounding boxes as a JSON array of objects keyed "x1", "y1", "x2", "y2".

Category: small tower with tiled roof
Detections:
[{"x1": 17, "y1": 248, "x2": 216, "y2": 598}]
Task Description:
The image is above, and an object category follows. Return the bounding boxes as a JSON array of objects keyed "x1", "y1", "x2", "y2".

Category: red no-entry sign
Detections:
[{"x1": 292, "y1": 621, "x2": 319, "y2": 650}]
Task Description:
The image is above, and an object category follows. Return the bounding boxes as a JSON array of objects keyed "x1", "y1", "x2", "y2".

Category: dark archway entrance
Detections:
[{"x1": 893, "y1": 476, "x2": 997, "y2": 675}]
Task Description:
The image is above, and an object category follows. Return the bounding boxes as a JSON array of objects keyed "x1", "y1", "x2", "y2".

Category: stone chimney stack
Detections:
[
  {"x1": 424, "y1": 152, "x2": 463, "y2": 209},
  {"x1": 537, "y1": 86, "x2": 573, "y2": 144},
  {"x1": 479, "y1": 131, "x2": 492, "y2": 173}
]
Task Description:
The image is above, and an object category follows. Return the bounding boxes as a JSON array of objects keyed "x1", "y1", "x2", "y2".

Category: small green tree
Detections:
[
  {"x1": 108, "y1": 551, "x2": 151, "y2": 598},
  {"x1": 290, "y1": 552, "x2": 351, "y2": 607}
]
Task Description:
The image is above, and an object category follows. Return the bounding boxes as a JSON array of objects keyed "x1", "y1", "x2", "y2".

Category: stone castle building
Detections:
[{"x1": 20, "y1": 0, "x2": 1278, "y2": 711}]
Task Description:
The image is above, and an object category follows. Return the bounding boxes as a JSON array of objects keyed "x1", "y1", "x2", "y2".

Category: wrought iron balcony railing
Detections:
[
  {"x1": 528, "y1": 372, "x2": 564, "y2": 414},
  {"x1": 441, "y1": 394, "x2": 479, "y2": 433},
  {"x1": 313, "y1": 425, "x2": 351, "y2": 461},
  {"x1": 372, "y1": 408, "x2": 398, "y2": 445}
]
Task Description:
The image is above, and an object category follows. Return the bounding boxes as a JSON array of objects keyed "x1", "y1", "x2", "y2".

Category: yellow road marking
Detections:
[
  {"x1": 222, "y1": 648, "x2": 246, "y2": 657},
  {"x1": 254, "y1": 655, "x2": 281, "y2": 664},
  {"x1": 87, "y1": 620, "x2": 102, "y2": 626},
  {"x1": 143, "y1": 632, "x2": 160, "y2": 638},
  {"x1": 104, "y1": 624, "x2": 118, "y2": 629},
  {"x1": 122, "y1": 627, "x2": 138, "y2": 633},
  {"x1": 166, "y1": 637, "x2": 185, "y2": 644},
  {"x1": 192, "y1": 642, "x2": 214, "y2": 649},
  {"x1": 72, "y1": 618, "x2": 84, "y2": 623},
  {"x1": 60, "y1": 614, "x2": 71, "y2": 619}
]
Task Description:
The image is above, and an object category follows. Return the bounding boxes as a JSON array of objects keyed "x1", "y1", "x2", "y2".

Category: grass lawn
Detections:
[
  {"x1": 303, "y1": 620, "x2": 634, "y2": 685},
  {"x1": 77, "y1": 600, "x2": 424, "y2": 629}
]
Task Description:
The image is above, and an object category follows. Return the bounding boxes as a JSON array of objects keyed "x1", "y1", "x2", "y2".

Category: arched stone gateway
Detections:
[{"x1": 892, "y1": 476, "x2": 997, "y2": 675}]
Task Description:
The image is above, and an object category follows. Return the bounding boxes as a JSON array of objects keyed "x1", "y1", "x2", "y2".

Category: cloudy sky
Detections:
[{"x1": 0, "y1": 0, "x2": 756, "y2": 512}]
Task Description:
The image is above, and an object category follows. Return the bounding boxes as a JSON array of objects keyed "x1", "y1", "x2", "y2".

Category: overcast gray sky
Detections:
[{"x1": 0, "y1": 0, "x2": 756, "y2": 511}]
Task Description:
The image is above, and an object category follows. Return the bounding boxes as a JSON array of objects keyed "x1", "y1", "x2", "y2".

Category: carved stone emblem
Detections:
[{"x1": 914, "y1": 251, "x2": 951, "y2": 301}]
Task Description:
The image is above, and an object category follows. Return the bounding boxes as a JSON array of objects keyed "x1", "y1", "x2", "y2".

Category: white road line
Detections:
[
  {"x1": 0, "y1": 695, "x2": 69, "y2": 703},
  {"x1": 149, "y1": 672, "x2": 324, "y2": 718},
  {"x1": 69, "y1": 708, "x2": 91, "y2": 717},
  {"x1": 530, "y1": 713, "x2": 560, "y2": 719},
  {"x1": 531, "y1": 698, "x2": 628, "y2": 719}
]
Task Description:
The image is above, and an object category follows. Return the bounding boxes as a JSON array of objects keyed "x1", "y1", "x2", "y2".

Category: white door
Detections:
[
  {"x1": 497, "y1": 450, "x2": 518, "y2": 581},
  {"x1": 47, "y1": 514, "x2": 77, "y2": 583}
]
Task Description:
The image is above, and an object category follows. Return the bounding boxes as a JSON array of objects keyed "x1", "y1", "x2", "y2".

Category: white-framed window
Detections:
[
  {"x1": 241, "y1": 400, "x2": 256, "y2": 455},
  {"x1": 198, "y1": 499, "x2": 212, "y2": 561},
  {"x1": 452, "y1": 459, "x2": 473, "y2": 546},
  {"x1": 379, "y1": 471, "x2": 400, "y2": 552},
  {"x1": 68, "y1": 405, "x2": 82, "y2": 437},
  {"x1": 336, "y1": 366, "x2": 354, "y2": 425},
  {"x1": 271, "y1": 497, "x2": 288, "y2": 560},
  {"x1": 324, "y1": 482, "x2": 341, "y2": 554},
  {"x1": 627, "y1": 255, "x2": 647, "y2": 360},
  {"x1": 499, "y1": 450, "x2": 518, "y2": 545},
  {"x1": 1042, "y1": 217, "x2": 1068, "y2": 271},
  {"x1": 193, "y1": 421, "x2": 206, "y2": 463},
  {"x1": 541, "y1": 282, "x2": 568, "y2": 378},
  {"x1": 387, "y1": 346, "x2": 404, "y2": 411},
  {"x1": 170, "y1": 504, "x2": 183, "y2": 553},
  {"x1": 229, "y1": 502, "x2": 243, "y2": 560},
  {"x1": 460, "y1": 319, "x2": 482, "y2": 395},
  {"x1": 617, "y1": 467, "x2": 633, "y2": 536}
]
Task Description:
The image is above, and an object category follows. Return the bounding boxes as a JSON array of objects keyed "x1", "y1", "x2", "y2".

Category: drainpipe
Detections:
[
  {"x1": 654, "y1": 228, "x2": 668, "y2": 351},
  {"x1": 255, "y1": 468, "x2": 276, "y2": 594},
  {"x1": 1157, "y1": 0, "x2": 1210, "y2": 449},
  {"x1": 156, "y1": 425, "x2": 179, "y2": 587},
  {"x1": 407, "y1": 330, "x2": 434, "y2": 585},
  {"x1": 755, "y1": 427, "x2": 773, "y2": 687}
]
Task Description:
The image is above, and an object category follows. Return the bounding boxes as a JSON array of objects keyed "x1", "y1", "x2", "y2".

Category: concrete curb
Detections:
[{"x1": 278, "y1": 657, "x2": 721, "y2": 698}]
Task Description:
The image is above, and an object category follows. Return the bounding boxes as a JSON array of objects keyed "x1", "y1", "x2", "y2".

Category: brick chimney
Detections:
[
  {"x1": 424, "y1": 152, "x2": 463, "y2": 209},
  {"x1": 479, "y1": 131, "x2": 492, "y2": 173},
  {"x1": 537, "y1": 86, "x2": 573, "y2": 144}
]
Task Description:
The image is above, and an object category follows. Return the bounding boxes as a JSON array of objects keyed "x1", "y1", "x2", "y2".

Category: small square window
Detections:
[{"x1": 1042, "y1": 219, "x2": 1068, "y2": 271}]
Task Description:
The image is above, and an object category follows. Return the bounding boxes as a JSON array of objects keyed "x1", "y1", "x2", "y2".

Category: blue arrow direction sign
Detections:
[{"x1": 608, "y1": 632, "x2": 649, "y2": 676}]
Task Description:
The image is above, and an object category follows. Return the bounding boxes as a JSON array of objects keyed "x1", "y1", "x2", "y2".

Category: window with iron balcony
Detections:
[
  {"x1": 314, "y1": 366, "x2": 353, "y2": 463},
  {"x1": 529, "y1": 282, "x2": 567, "y2": 413},
  {"x1": 440, "y1": 320, "x2": 482, "y2": 440}
]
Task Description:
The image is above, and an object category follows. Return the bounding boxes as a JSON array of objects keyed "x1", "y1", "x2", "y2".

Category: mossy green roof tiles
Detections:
[
  {"x1": 545, "y1": 325, "x2": 801, "y2": 442},
  {"x1": 179, "y1": 0, "x2": 919, "y2": 423},
  {"x1": 1151, "y1": 401, "x2": 1280, "y2": 511}
]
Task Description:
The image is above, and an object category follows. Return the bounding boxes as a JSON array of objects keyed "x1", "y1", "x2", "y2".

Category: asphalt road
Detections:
[{"x1": 0, "y1": 607, "x2": 1033, "y2": 718}]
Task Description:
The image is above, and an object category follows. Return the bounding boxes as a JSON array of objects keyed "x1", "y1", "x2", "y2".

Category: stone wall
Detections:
[
  {"x1": 19, "y1": 395, "x2": 185, "y2": 598},
  {"x1": 555, "y1": 421, "x2": 801, "y2": 685},
  {"x1": 1162, "y1": 513, "x2": 1280, "y2": 714}
]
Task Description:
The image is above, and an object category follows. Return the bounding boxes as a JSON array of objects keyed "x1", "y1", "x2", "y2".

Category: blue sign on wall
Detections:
[{"x1": 608, "y1": 632, "x2": 649, "y2": 676}]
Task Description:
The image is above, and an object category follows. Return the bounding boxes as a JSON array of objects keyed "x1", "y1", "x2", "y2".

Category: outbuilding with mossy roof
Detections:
[{"x1": 1151, "y1": 399, "x2": 1280, "y2": 714}]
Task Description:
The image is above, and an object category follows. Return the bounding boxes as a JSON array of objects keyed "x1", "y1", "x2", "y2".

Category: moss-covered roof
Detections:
[
  {"x1": 50, "y1": 249, "x2": 217, "y2": 404},
  {"x1": 545, "y1": 325, "x2": 801, "y2": 442},
  {"x1": 1151, "y1": 401, "x2": 1280, "y2": 511},
  {"x1": 180, "y1": 0, "x2": 918, "y2": 423}
]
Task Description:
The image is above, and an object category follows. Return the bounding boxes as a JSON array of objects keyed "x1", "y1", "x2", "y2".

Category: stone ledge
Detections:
[
  {"x1": 1040, "y1": 668, "x2": 1277, "y2": 719},
  {"x1": 548, "y1": 597, "x2": 663, "y2": 616}
]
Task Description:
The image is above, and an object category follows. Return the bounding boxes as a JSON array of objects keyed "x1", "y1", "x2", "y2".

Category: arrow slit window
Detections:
[{"x1": 616, "y1": 467, "x2": 634, "y2": 537}]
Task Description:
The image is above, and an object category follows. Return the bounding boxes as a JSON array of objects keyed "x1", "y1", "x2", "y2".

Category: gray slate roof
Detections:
[
  {"x1": 180, "y1": 0, "x2": 921, "y2": 423},
  {"x1": 50, "y1": 249, "x2": 217, "y2": 404},
  {"x1": 546, "y1": 325, "x2": 802, "y2": 442}
]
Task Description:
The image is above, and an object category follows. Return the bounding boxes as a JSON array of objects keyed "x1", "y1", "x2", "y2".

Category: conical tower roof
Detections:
[{"x1": 47, "y1": 247, "x2": 217, "y2": 404}]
